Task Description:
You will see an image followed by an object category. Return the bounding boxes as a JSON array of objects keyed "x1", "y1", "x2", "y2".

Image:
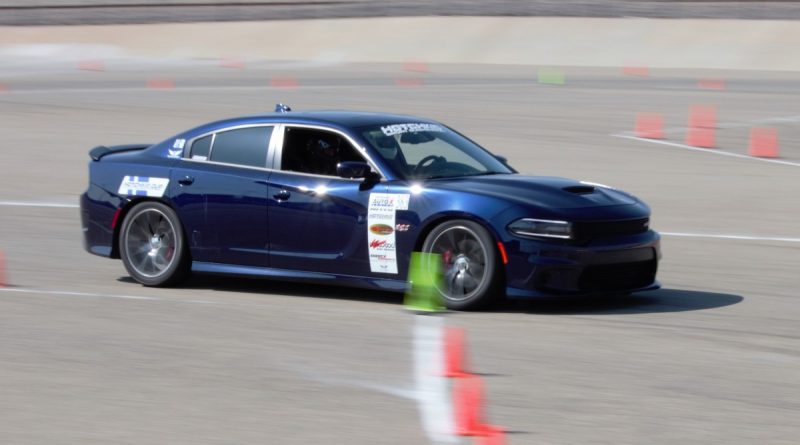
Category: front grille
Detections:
[
  {"x1": 578, "y1": 260, "x2": 657, "y2": 292},
  {"x1": 572, "y1": 218, "x2": 649, "y2": 242}
]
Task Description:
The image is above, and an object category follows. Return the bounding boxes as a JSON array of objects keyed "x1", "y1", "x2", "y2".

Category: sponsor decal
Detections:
[
  {"x1": 369, "y1": 239, "x2": 395, "y2": 250},
  {"x1": 117, "y1": 176, "x2": 170, "y2": 197},
  {"x1": 366, "y1": 193, "x2": 410, "y2": 274},
  {"x1": 395, "y1": 223, "x2": 411, "y2": 232},
  {"x1": 370, "y1": 224, "x2": 394, "y2": 236},
  {"x1": 380, "y1": 123, "x2": 445, "y2": 136}
]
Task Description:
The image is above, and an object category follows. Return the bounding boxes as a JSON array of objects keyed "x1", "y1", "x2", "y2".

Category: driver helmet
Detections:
[
  {"x1": 373, "y1": 134, "x2": 400, "y2": 160},
  {"x1": 306, "y1": 137, "x2": 339, "y2": 159}
]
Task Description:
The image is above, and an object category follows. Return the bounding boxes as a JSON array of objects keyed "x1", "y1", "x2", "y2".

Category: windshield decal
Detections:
[{"x1": 380, "y1": 123, "x2": 444, "y2": 136}]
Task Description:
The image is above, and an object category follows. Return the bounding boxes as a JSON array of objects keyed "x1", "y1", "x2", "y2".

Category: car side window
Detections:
[
  {"x1": 190, "y1": 135, "x2": 212, "y2": 160},
  {"x1": 208, "y1": 126, "x2": 273, "y2": 168},
  {"x1": 280, "y1": 127, "x2": 365, "y2": 176}
]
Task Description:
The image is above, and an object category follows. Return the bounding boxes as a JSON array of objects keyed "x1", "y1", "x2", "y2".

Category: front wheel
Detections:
[
  {"x1": 421, "y1": 220, "x2": 502, "y2": 310},
  {"x1": 119, "y1": 201, "x2": 190, "y2": 286}
]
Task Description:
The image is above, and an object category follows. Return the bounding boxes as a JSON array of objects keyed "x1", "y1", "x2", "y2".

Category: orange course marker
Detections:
[
  {"x1": 622, "y1": 66, "x2": 649, "y2": 77},
  {"x1": 748, "y1": 127, "x2": 779, "y2": 158},
  {"x1": 635, "y1": 113, "x2": 664, "y2": 139},
  {"x1": 270, "y1": 76, "x2": 299, "y2": 88},
  {"x1": 220, "y1": 57, "x2": 246, "y2": 69},
  {"x1": 77, "y1": 59, "x2": 106, "y2": 72},
  {"x1": 686, "y1": 104, "x2": 716, "y2": 148},
  {"x1": 453, "y1": 374, "x2": 486, "y2": 436},
  {"x1": 698, "y1": 79, "x2": 726, "y2": 90},
  {"x1": 442, "y1": 326, "x2": 470, "y2": 377},
  {"x1": 403, "y1": 60, "x2": 429, "y2": 73},
  {"x1": 395, "y1": 77, "x2": 425, "y2": 88},
  {"x1": 146, "y1": 78, "x2": 175, "y2": 89}
]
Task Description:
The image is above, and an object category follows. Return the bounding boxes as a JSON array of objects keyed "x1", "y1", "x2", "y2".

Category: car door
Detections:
[
  {"x1": 267, "y1": 125, "x2": 391, "y2": 277},
  {"x1": 171, "y1": 125, "x2": 274, "y2": 267}
]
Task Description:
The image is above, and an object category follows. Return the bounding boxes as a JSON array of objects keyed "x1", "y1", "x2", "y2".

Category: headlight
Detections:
[{"x1": 508, "y1": 218, "x2": 572, "y2": 239}]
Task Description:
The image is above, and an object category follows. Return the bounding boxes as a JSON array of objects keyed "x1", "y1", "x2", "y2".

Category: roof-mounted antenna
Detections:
[{"x1": 275, "y1": 103, "x2": 292, "y2": 113}]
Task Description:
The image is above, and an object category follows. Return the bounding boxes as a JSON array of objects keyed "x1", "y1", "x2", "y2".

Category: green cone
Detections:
[
  {"x1": 538, "y1": 67, "x2": 566, "y2": 85},
  {"x1": 404, "y1": 252, "x2": 444, "y2": 312}
]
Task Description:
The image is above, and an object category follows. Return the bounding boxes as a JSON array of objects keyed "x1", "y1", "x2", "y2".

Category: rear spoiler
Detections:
[{"x1": 89, "y1": 144, "x2": 152, "y2": 161}]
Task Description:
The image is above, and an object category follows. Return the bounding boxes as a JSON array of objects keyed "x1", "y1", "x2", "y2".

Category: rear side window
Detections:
[
  {"x1": 209, "y1": 126, "x2": 273, "y2": 168},
  {"x1": 190, "y1": 135, "x2": 212, "y2": 160}
]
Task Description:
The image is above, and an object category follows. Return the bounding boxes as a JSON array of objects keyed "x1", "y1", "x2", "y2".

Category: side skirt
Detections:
[{"x1": 191, "y1": 262, "x2": 409, "y2": 292}]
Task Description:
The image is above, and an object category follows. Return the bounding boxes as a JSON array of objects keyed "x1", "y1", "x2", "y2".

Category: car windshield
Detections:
[{"x1": 359, "y1": 122, "x2": 513, "y2": 180}]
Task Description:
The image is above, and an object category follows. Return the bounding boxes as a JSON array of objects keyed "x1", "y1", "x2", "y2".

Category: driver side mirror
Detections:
[{"x1": 337, "y1": 161, "x2": 374, "y2": 179}]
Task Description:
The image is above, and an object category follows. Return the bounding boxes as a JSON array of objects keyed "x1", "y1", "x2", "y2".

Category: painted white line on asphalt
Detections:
[
  {"x1": 413, "y1": 315, "x2": 457, "y2": 444},
  {"x1": 612, "y1": 134, "x2": 800, "y2": 167},
  {"x1": 661, "y1": 232, "x2": 800, "y2": 243},
  {"x1": 293, "y1": 369, "x2": 418, "y2": 400},
  {"x1": 0, "y1": 200, "x2": 79, "y2": 208},
  {"x1": 0, "y1": 287, "x2": 159, "y2": 301},
  {"x1": 0, "y1": 287, "x2": 214, "y2": 304}
]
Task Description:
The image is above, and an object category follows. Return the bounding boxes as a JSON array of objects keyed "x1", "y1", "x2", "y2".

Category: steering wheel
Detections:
[{"x1": 414, "y1": 155, "x2": 446, "y2": 175}]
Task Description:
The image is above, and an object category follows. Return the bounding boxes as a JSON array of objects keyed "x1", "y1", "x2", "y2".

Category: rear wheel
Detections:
[
  {"x1": 421, "y1": 220, "x2": 501, "y2": 310},
  {"x1": 119, "y1": 202, "x2": 190, "y2": 286}
]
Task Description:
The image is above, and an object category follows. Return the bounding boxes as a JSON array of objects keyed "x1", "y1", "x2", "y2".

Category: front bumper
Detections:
[{"x1": 504, "y1": 230, "x2": 661, "y2": 299}]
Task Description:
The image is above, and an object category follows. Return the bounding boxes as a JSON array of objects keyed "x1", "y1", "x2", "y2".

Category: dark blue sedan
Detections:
[{"x1": 81, "y1": 106, "x2": 660, "y2": 309}]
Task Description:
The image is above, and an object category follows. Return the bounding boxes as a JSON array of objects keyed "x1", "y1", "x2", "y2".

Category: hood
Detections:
[{"x1": 429, "y1": 174, "x2": 639, "y2": 210}]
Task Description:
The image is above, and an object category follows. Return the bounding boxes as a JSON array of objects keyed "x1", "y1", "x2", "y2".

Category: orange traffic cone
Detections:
[
  {"x1": 748, "y1": 127, "x2": 779, "y2": 158},
  {"x1": 686, "y1": 104, "x2": 716, "y2": 148},
  {"x1": 270, "y1": 76, "x2": 299, "y2": 88},
  {"x1": 634, "y1": 113, "x2": 664, "y2": 139},
  {"x1": 403, "y1": 60, "x2": 429, "y2": 73},
  {"x1": 453, "y1": 374, "x2": 486, "y2": 436},
  {"x1": 685, "y1": 126, "x2": 715, "y2": 148},
  {"x1": 146, "y1": 78, "x2": 175, "y2": 89},
  {"x1": 622, "y1": 66, "x2": 649, "y2": 77},
  {"x1": 77, "y1": 59, "x2": 105, "y2": 72},
  {"x1": 698, "y1": 78, "x2": 726, "y2": 90},
  {"x1": 220, "y1": 56, "x2": 246, "y2": 69},
  {"x1": 443, "y1": 326, "x2": 470, "y2": 377}
]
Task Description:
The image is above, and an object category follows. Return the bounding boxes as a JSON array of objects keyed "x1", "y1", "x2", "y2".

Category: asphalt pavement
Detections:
[{"x1": 0, "y1": 62, "x2": 798, "y2": 444}]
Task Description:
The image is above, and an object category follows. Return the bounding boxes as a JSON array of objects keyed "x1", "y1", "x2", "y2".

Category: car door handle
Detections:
[
  {"x1": 273, "y1": 189, "x2": 290, "y2": 200},
  {"x1": 178, "y1": 176, "x2": 195, "y2": 186}
]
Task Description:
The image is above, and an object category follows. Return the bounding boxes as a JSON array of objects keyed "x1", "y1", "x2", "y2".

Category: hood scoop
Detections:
[{"x1": 563, "y1": 185, "x2": 596, "y2": 195}]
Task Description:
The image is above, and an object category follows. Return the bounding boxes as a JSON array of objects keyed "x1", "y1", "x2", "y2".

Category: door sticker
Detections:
[{"x1": 367, "y1": 193, "x2": 410, "y2": 274}]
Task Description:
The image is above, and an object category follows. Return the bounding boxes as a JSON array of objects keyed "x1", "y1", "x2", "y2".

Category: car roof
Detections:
[{"x1": 196, "y1": 110, "x2": 441, "y2": 133}]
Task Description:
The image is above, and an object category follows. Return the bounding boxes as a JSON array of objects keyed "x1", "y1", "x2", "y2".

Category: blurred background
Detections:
[{"x1": 1, "y1": 2, "x2": 799, "y2": 445}]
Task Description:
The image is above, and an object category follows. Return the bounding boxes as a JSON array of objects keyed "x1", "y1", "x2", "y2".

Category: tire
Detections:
[
  {"x1": 119, "y1": 201, "x2": 190, "y2": 287},
  {"x1": 421, "y1": 219, "x2": 501, "y2": 310}
]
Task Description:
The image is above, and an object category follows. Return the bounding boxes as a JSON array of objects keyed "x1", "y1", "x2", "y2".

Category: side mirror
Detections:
[
  {"x1": 337, "y1": 161, "x2": 372, "y2": 179},
  {"x1": 494, "y1": 154, "x2": 518, "y2": 173}
]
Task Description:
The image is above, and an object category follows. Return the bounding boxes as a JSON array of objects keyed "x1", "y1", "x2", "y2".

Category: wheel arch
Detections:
[
  {"x1": 412, "y1": 212, "x2": 507, "y2": 284},
  {"x1": 110, "y1": 197, "x2": 188, "y2": 259}
]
